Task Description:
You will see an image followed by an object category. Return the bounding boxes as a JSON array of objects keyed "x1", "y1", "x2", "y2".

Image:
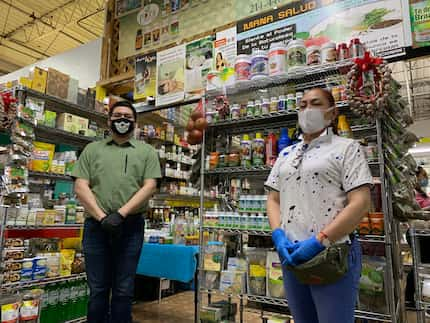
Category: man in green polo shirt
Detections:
[{"x1": 72, "y1": 101, "x2": 161, "y2": 323}]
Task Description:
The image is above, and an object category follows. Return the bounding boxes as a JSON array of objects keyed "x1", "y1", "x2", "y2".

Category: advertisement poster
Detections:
[
  {"x1": 237, "y1": 0, "x2": 409, "y2": 58},
  {"x1": 115, "y1": 0, "x2": 142, "y2": 18},
  {"x1": 118, "y1": 0, "x2": 235, "y2": 59},
  {"x1": 410, "y1": 0, "x2": 430, "y2": 48},
  {"x1": 134, "y1": 52, "x2": 156, "y2": 101},
  {"x1": 185, "y1": 36, "x2": 215, "y2": 100},
  {"x1": 215, "y1": 27, "x2": 238, "y2": 71},
  {"x1": 156, "y1": 45, "x2": 185, "y2": 106}
]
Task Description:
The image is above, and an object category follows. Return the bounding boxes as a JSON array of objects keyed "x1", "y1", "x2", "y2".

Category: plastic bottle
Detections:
[
  {"x1": 278, "y1": 95, "x2": 286, "y2": 111},
  {"x1": 69, "y1": 280, "x2": 79, "y2": 320},
  {"x1": 240, "y1": 134, "x2": 252, "y2": 168},
  {"x1": 268, "y1": 42, "x2": 287, "y2": 76},
  {"x1": 337, "y1": 115, "x2": 353, "y2": 138},
  {"x1": 252, "y1": 133, "x2": 265, "y2": 166},
  {"x1": 287, "y1": 94, "x2": 296, "y2": 112},
  {"x1": 270, "y1": 97, "x2": 278, "y2": 113},
  {"x1": 48, "y1": 283, "x2": 59, "y2": 323},
  {"x1": 262, "y1": 98, "x2": 270, "y2": 114},
  {"x1": 254, "y1": 99, "x2": 262, "y2": 117},
  {"x1": 40, "y1": 285, "x2": 50, "y2": 323},
  {"x1": 277, "y1": 128, "x2": 291, "y2": 154},
  {"x1": 265, "y1": 131, "x2": 277, "y2": 167},
  {"x1": 246, "y1": 100, "x2": 254, "y2": 117}
]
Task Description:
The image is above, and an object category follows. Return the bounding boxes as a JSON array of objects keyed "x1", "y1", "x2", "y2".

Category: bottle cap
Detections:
[{"x1": 255, "y1": 133, "x2": 262, "y2": 139}]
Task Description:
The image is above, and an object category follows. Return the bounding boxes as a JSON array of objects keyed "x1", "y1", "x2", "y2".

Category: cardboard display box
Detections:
[
  {"x1": 57, "y1": 113, "x2": 89, "y2": 135},
  {"x1": 46, "y1": 68, "x2": 70, "y2": 99},
  {"x1": 31, "y1": 67, "x2": 48, "y2": 93}
]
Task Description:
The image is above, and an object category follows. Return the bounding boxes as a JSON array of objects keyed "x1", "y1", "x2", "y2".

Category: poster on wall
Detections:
[
  {"x1": 134, "y1": 52, "x2": 157, "y2": 101},
  {"x1": 237, "y1": 0, "x2": 409, "y2": 58},
  {"x1": 215, "y1": 27, "x2": 237, "y2": 71},
  {"x1": 118, "y1": 0, "x2": 235, "y2": 59},
  {"x1": 410, "y1": 0, "x2": 430, "y2": 48},
  {"x1": 115, "y1": 0, "x2": 142, "y2": 18},
  {"x1": 185, "y1": 36, "x2": 215, "y2": 100},
  {"x1": 156, "y1": 45, "x2": 185, "y2": 106}
]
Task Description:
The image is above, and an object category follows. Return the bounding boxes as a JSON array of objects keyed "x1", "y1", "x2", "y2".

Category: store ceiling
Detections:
[{"x1": 0, "y1": 0, "x2": 105, "y2": 75}]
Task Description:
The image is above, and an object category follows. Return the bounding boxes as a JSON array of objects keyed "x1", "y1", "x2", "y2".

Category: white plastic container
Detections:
[
  {"x1": 321, "y1": 42, "x2": 337, "y2": 64},
  {"x1": 206, "y1": 70, "x2": 223, "y2": 90},
  {"x1": 287, "y1": 39, "x2": 306, "y2": 70},
  {"x1": 235, "y1": 55, "x2": 251, "y2": 81},
  {"x1": 250, "y1": 50, "x2": 269, "y2": 80},
  {"x1": 268, "y1": 42, "x2": 287, "y2": 76}
]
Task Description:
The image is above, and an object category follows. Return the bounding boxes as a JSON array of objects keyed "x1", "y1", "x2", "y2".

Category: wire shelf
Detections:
[
  {"x1": 5, "y1": 224, "x2": 83, "y2": 230},
  {"x1": 29, "y1": 171, "x2": 73, "y2": 181},
  {"x1": 358, "y1": 234, "x2": 386, "y2": 243},
  {"x1": 18, "y1": 87, "x2": 107, "y2": 123},
  {"x1": 35, "y1": 125, "x2": 96, "y2": 147},
  {"x1": 1, "y1": 273, "x2": 86, "y2": 291},
  {"x1": 205, "y1": 60, "x2": 355, "y2": 98},
  {"x1": 65, "y1": 317, "x2": 87, "y2": 323},
  {"x1": 205, "y1": 165, "x2": 272, "y2": 176},
  {"x1": 202, "y1": 227, "x2": 271, "y2": 236},
  {"x1": 207, "y1": 102, "x2": 350, "y2": 134}
]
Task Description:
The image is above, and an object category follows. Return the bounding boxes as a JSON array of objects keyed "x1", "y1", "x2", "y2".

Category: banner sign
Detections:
[
  {"x1": 410, "y1": 0, "x2": 430, "y2": 48},
  {"x1": 237, "y1": 0, "x2": 409, "y2": 58}
]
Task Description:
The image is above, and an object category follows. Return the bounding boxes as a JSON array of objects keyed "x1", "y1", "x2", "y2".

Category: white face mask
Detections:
[{"x1": 298, "y1": 107, "x2": 334, "y2": 134}]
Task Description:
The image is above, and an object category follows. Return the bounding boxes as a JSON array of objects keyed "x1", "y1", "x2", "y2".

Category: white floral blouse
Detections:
[{"x1": 265, "y1": 128, "x2": 373, "y2": 243}]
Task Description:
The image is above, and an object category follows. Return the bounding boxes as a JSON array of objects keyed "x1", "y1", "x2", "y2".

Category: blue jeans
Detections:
[
  {"x1": 282, "y1": 239, "x2": 362, "y2": 323},
  {"x1": 83, "y1": 216, "x2": 144, "y2": 323}
]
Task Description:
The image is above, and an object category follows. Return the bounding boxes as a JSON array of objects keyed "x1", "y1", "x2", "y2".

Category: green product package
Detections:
[{"x1": 43, "y1": 111, "x2": 57, "y2": 128}]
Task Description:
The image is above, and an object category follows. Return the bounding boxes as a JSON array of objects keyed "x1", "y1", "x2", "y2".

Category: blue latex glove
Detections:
[
  {"x1": 272, "y1": 228, "x2": 298, "y2": 266},
  {"x1": 290, "y1": 236, "x2": 325, "y2": 266}
]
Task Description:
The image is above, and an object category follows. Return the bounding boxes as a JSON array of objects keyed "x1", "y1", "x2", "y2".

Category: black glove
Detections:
[{"x1": 100, "y1": 211, "x2": 125, "y2": 237}]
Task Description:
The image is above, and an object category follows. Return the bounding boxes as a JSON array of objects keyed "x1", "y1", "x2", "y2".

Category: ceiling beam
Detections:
[{"x1": 0, "y1": 0, "x2": 89, "y2": 45}]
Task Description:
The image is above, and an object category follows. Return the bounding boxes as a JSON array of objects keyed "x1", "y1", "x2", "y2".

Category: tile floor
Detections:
[
  {"x1": 132, "y1": 291, "x2": 425, "y2": 323},
  {"x1": 132, "y1": 291, "x2": 262, "y2": 323}
]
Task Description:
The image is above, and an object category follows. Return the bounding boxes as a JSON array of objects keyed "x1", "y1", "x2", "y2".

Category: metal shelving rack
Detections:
[
  {"x1": 0, "y1": 88, "x2": 97, "y2": 321},
  {"x1": 197, "y1": 61, "x2": 403, "y2": 323},
  {"x1": 409, "y1": 220, "x2": 430, "y2": 323}
]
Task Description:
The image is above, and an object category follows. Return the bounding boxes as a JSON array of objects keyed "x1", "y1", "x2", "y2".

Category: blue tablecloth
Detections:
[{"x1": 136, "y1": 243, "x2": 199, "y2": 283}]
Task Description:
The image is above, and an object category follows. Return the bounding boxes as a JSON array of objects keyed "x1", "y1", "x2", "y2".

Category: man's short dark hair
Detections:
[{"x1": 109, "y1": 101, "x2": 137, "y2": 120}]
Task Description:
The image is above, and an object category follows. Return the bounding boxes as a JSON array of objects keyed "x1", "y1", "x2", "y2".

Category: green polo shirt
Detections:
[{"x1": 72, "y1": 137, "x2": 161, "y2": 215}]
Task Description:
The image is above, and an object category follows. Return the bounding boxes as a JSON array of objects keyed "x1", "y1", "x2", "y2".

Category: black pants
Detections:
[{"x1": 83, "y1": 216, "x2": 144, "y2": 323}]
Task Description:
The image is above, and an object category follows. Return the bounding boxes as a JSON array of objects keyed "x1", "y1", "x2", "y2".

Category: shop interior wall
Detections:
[{"x1": 0, "y1": 38, "x2": 102, "y2": 89}]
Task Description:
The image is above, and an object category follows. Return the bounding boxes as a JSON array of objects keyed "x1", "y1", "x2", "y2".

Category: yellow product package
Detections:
[
  {"x1": 30, "y1": 141, "x2": 55, "y2": 173},
  {"x1": 60, "y1": 249, "x2": 76, "y2": 276}
]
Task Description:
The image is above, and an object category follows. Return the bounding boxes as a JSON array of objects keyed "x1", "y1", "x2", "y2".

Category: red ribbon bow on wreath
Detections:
[{"x1": 1, "y1": 92, "x2": 17, "y2": 113}]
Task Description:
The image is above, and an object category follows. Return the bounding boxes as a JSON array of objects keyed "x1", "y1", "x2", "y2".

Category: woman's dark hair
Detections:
[
  {"x1": 109, "y1": 100, "x2": 137, "y2": 120},
  {"x1": 416, "y1": 166, "x2": 428, "y2": 197}
]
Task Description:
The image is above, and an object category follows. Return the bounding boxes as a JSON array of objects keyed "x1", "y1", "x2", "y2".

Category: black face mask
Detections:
[{"x1": 111, "y1": 118, "x2": 135, "y2": 136}]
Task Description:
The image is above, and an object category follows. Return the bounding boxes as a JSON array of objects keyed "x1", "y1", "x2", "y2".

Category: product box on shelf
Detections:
[
  {"x1": 42, "y1": 110, "x2": 57, "y2": 128},
  {"x1": 31, "y1": 67, "x2": 48, "y2": 93},
  {"x1": 67, "y1": 78, "x2": 79, "y2": 104},
  {"x1": 46, "y1": 68, "x2": 70, "y2": 99},
  {"x1": 57, "y1": 113, "x2": 89, "y2": 134},
  {"x1": 19, "y1": 77, "x2": 33, "y2": 89}
]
